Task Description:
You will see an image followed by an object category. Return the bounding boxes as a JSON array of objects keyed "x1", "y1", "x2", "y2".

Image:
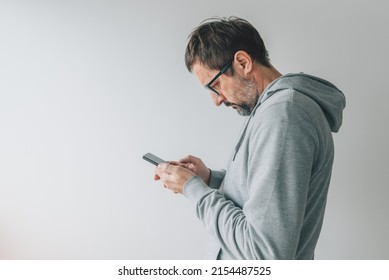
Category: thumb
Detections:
[{"x1": 179, "y1": 154, "x2": 197, "y2": 164}]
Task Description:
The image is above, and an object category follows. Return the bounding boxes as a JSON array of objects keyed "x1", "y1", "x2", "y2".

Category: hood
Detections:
[{"x1": 258, "y1": 73, "x2": 346, "y2": 132}]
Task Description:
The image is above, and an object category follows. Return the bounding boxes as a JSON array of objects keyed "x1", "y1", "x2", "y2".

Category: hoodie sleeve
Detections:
[
  {"x1": 208, "y1": 169, "x2": 226, "y2": 189},
  {"x1": 183, "y1": 99, "x2": 320, "y2": 259}
]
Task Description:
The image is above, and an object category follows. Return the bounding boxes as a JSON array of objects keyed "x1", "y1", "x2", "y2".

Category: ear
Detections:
[{"x1": 234, "y1": 50, "x2": 253, "y2": 75}]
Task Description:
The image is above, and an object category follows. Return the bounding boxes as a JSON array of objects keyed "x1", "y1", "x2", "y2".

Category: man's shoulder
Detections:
[{"x1": 257, "y1": 88, "x2": 316, "y2": 115}]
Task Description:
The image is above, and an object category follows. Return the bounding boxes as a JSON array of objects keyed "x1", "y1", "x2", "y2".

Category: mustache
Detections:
[
  {"x1": 224, "y1": 102, "x2": 249, "y2": 110},
  {"x1": 224, "y1": 101, "x2": 238, "y2": 107},
  {"x1": 224, "y1": 101, "x2": 252, "y2": 116}
]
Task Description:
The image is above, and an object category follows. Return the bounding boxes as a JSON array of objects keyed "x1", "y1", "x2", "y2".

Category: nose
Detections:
[{"x1": 210, "y1": 92, "x2": 226, "y2": 106}]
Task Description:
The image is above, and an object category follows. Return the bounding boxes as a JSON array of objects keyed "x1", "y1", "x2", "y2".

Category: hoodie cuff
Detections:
[
  {"x1": 183, "y1": 176, "x2": 214, "y2": 203},
  {"x1": 208, "y1": 169, "x2": 226, "y2": 189}
]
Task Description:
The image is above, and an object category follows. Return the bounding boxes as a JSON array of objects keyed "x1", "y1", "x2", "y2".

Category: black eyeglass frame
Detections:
[{"x1": 205, "y1": 59, "x2": 233, "y2": 95}]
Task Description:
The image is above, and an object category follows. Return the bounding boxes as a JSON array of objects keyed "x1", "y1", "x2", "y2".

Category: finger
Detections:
[
  {"x1": 157, "y1": 162, "x2": 179, "y2": 174},
  {"x1": 179, "y1": 155, "x2": 197, "y2": 164},
  {"x1": 156, "y1": 163, "x2": 169, "y2": 174},
  {"x1": 181, "y1": 162, "x2": 196, "y2": 172},
  {"x1": 154, "y1": 174, "x2": 160, "y2": 181},
  {"x1": 168, "y1": 161, "x2": 180, "y2": 166},
  {"x1": 178, "y1": 162, "x2": 191, "y2": 169}
]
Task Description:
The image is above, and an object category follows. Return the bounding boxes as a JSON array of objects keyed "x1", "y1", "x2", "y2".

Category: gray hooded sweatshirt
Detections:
[{"x1": 183, "y1": 73, "x2": 346, "y2": 259}]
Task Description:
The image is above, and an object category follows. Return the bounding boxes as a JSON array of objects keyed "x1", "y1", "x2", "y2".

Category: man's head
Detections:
[
  {"x1": 185, "y1": 16, "x2": 270, "y2": 72},
  {"x1": 184, "y1": 17, "x2": 273, "y2": 116}
]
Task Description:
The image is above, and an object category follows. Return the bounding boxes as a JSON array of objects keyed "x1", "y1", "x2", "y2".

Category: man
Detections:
[{"x1": 154, "y1": 17, "x2": 346, "y2": 259}]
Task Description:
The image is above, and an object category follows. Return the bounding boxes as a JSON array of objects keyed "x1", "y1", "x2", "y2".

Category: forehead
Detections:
[{"x1": 192, "y1": 62, "x2": 217, "y2": 86}]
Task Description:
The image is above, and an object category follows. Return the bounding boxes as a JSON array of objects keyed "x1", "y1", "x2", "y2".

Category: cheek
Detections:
[
  {"x1": 228, "y1": 80, "x2": 246, "y2": 100},
  {"x1": 234, "y1": 78, "x2": 256, "y2": 96}
]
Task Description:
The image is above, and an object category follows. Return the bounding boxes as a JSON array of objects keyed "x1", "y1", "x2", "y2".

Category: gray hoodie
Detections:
[{"x1": 183, "y1": 73, "x2": 346, "y2": 259}]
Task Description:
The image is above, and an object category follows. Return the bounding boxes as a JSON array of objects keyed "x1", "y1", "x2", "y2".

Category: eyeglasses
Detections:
[{"x1": 205, "y1": 59, "x2": 233, "y2": 95}]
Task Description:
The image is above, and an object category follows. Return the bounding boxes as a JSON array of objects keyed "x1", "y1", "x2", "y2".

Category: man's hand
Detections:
[
  {"x1": 179, "y1": 155, "x2": 211, "y2": 185},
  {"x1": 154, "y1": 162, "x2": 195, "y2": 194}
]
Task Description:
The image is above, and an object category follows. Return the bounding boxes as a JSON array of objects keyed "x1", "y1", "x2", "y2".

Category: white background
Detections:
[{"x1": 0, "y1": 0, "x2": 388, "y2": 259}]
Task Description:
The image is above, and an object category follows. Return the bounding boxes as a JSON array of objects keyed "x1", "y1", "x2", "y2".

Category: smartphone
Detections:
[{"x1": 142, "y1": 153, "x2": 166, "y2": 166}]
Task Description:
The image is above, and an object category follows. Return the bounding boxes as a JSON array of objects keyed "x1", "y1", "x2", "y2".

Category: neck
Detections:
[{"x1": 254, "y1": 64, "x2": 282, "y2": 94}]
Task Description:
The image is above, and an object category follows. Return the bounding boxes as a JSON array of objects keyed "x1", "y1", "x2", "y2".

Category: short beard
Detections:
[
  {"x1": 224, "y1": 78, "x2": 259, "y2": 116},
  {"x1": 224, "y1": 102, "x2": 253, "y2": 116}
]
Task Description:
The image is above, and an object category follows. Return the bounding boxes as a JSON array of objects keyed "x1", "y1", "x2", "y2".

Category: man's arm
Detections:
[
  {"x1": 183, "y1": 102, "x2": 320, "y2": 259},
  {"x1": 207, "y1": 169, "x2": 226, "y2": 189}
]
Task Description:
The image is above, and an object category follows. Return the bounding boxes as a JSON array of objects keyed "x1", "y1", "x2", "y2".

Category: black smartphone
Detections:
[{"x1": 142, "y1": 153, "x2": 166, "y2": 166}]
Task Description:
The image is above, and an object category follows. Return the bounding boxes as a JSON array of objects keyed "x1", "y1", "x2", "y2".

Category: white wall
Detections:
[{"x1": 0, "y1": 0, "x2": 388, "y2": 259}]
